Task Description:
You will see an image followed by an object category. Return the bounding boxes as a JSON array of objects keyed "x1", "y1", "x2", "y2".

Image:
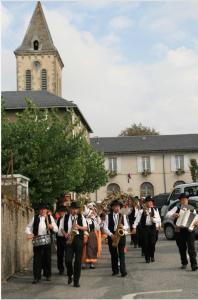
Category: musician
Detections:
[
  {"x1": 61, "y1": 201, "x2": 88, "y2": 287},
  {"x1": 103, "y1": 199, "x2": 129, "y2": 277},
  {"x1": 82, "y1": 204, "x2": 101, "y2": 269},
  {"x1": 132, "y1": 196, "x2": 161, "y2": 263},
  {"x1": 128, "y1": 198, "x2": 140, "y2": 247},
  {"x1": 56, "y1": 206, "x2": 68, "y2": 275},
  {"x1": 166, "y1": 193, "x2": 197, "y2": 271},
  {"x1": 25, "y1": 203, "x2": 58, "y2": 284}
]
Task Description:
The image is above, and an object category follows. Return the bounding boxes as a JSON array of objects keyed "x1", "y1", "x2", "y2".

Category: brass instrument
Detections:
[
  {"x1": 112, "y1": 214, "x2": 125, "y2": 248},
  {"x1": 66, "y1": 217, "x2": 79, "y2": 246}
]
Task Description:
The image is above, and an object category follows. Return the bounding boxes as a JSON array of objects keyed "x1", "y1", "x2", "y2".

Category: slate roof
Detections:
[
  {"x1": 2, "y1": 90, "x2": 93, "y2": 133},
  {"x1": 90, "y1": 135, "x2": 198, "y2": 154},
  {"x1": 14, "y1": 2, "x2": 63, "y2": 67}
]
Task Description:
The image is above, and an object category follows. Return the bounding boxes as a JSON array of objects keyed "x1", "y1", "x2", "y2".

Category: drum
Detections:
[{"x1": 32, "y1": 234, "x2": 51, "y2": 247}]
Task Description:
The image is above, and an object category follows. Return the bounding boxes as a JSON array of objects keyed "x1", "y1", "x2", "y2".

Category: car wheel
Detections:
[{"x1": 164, "y1": 225, "x2": 175, "y2": 240}]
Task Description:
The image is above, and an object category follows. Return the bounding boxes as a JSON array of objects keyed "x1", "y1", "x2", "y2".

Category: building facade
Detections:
[{"x1": 90, "y1": 135, "x2": 198, "y2": 202}]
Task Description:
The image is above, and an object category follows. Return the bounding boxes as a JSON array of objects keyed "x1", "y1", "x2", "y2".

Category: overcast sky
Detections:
[{"x1": 1, "y1": 0, "x2": 198, "y2": 137}]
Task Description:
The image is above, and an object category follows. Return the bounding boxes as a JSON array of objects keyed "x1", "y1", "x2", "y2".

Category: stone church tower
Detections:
[{"x1": 14, "y1": 1, "x2": 64, "y2": 96}]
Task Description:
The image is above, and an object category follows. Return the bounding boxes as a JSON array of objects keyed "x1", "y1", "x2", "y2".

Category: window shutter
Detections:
[
  {"x1": 137, "y1": 156, "x2": 143, "y2": 173},
  {"x1": 117, "y1": 157, "x2": 121, "y2": 173},
  {"x1": 104, "y1": 158, "x2": 108, "y2": 170},
  {"x1": 184, "y1": 155, "x2": 189, "y2": 171},
  {"x1": 171, "y1": 155, "x2": 176, "y2": 172},
  {"x1": 150, "y1": 156, "x2": 155, "y2": 172}
]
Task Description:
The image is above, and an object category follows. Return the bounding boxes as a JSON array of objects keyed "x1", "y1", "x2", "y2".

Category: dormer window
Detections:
[{"x1": 33, "y1": 40, "x2": 39, "y2": 50}]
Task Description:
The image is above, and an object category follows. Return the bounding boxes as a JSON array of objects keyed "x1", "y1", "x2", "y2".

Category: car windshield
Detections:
[{"x1": 184, "y1": 186, "x2": 198, "y2": 197}]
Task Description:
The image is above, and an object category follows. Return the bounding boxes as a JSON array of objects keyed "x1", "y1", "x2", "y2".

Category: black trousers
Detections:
[
  {"x1": 175, "y1": 229, "x2": 197, "y2": 267},
  {"x1": 108, "y1": 235, "x2": 126, "y2": 275},
  {"x1": 142, "y1": 226, "x2": 157, "y2": 261},
  {"x1": 33, "y1": 244, "x2": 51, "y2": 280},
  {"x1": 65, "y1": 236, "x2": 83, "y2": 284},
  {"x1": 57, "y1": 236, "x2": 66, "y2": 273}
]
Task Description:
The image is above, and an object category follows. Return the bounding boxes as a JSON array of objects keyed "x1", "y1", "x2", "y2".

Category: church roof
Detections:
[
  {"x1": 2, "y1": 91, "x2": 93, "y2": 133},
  {"x1": 14, "y1": 2, "x2": 64, "y2": 67},
  {"x1": 91, "y1": 135, "x2": 198, "y2": 154}
]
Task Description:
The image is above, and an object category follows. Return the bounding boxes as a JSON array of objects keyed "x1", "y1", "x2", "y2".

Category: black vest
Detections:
[
  {"x1": 108, "y1": 212, "x2": 124, "y2": 233},
  {"x1": 33, "y1": 214, "x2": 52, "y2": 236},
  {"x1": 140, "y1": 207, "x2": 155, "y2": 228},
  {"x1": 64, "y1": 213, "x2": 84, "y2": 238},
  {"x1": 128, "y1": 208, "x2": 137, "y2": 224},
  {"x1": 57, "y1": 214, "x2": 68, "y2": 231}
]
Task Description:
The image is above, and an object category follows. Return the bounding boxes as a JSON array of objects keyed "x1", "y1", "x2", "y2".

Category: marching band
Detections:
[{"x1": 25, "y1": 192, "x2": 198, "y2": 287}]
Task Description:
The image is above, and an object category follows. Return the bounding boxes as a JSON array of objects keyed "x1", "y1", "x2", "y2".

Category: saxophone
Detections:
[
  {"x1": 66, "y1": 217, "x2": 79, "y2": 246},
  {"x1": 112, "y1": 214, "x2": 125, "y2": 248}
]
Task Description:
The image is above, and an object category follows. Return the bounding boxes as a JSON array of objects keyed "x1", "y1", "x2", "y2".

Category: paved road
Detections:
[{"x1": 2, "y1": 235, "x2": 198, "y2": 299}]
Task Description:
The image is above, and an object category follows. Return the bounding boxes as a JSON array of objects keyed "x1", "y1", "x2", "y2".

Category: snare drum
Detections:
[{"x1": 32, "y1": 234, "x2": 51, "y2": 247}]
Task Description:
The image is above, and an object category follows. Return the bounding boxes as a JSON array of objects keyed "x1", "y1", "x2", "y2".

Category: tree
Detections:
[
  {"x1": 2, "y1": 99, "x2": 107, "y2": 209},
  {"x1": 119, "y1": 123, "x2": 159, "y2": 136},
  {"x1": 190, "y1": 159, "x2": 198, "y2": 182},
  {"x1": 75, "y1": 141, "x2": 108, "y2": 194}
]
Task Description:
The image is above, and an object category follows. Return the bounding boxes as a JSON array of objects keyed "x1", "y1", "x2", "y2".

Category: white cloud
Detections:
[
  {"x1": 109, "y1": 15, "x2": 134, "y2": 30},
  {"x1": 1, "y1": 3, "x2": 12, "y2": 35},
  {"x1": 2, "y1": 5, "x2": 198, "y2": 137}
]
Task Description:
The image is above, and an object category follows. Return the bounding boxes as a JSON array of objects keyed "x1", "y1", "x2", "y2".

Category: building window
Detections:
[
  {"x1": 41, "y1": 69, "x2": 47, "y2": 90},
  {"x1": 25, "y1": 70, "x2": 31, "y2": 90},
  {"x1": 175, "y1": 155, "x2": 184, "y2": 171},
  {"x1": 142, "y1": 156, "x2": 151, "y2": 171},
  {"x1": 33, "y1": 40, "x2": 39, "y2": 50},
  {"x1": 107, "y1": 183, "x2": 120, "y2": 194},
  {"x1": 108, "y1": 157, "x2": 117, "y2": 172},
  {"x1": 140, "y1": 182, "x2": 154, "y2": 197}
]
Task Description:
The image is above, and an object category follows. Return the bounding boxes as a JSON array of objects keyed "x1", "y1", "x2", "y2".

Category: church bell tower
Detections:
[{"x1": 14, "y1": 1, "x2": 64, "y2": 96}]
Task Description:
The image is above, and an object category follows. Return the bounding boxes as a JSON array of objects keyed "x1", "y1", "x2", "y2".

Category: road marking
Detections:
[{"x1": 122, "y1": 289, "x2": 183, "y2": 299}]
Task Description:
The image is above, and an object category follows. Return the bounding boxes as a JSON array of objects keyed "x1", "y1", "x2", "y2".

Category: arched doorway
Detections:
[
  {"x1": 173, "y1": 181, "x2": 185, "y2": 187},
  {"x1": 140, "y1": 182, "x2": 154, "y2": 197},
  {"x1": 107, "y1": 183, "x2": 120, "y2": 194}
]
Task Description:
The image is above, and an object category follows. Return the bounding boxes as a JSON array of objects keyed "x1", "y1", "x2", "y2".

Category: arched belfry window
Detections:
[
  {"x1": 33, "y1": 40, "x2": 39, "y2": 50},
  {"x1": 41, "y1": 69, "x2": 47, "y2": 90},
  {"x1": 25, "y1": 70, "x2": 31, "y2": 90}
]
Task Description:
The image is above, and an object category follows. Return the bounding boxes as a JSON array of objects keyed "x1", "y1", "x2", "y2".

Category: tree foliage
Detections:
[
  {"x1": 190, "y1": 159, "x2": 198, "y2": 182},
  {"x1": 2, "y1": 99, "x2": 108, "y2": 208},
  {"x1": 119, "y1": 123, "x2": 159, "y2": 136}
]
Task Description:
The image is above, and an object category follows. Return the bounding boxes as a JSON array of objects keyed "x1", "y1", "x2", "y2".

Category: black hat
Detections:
[
  {"x1": 145, "y1": 196, "x2": 154, "y2": 202},
  {"x1": 34, "y1": 202, "x2": 50, "y2": 211},
  {"x1": 70, "y1": 201, "x2": 80, "y2": 209},
  {"x1": 178, "y1": 193, "x2": 189, "y2": 200},
  {"x1": 110, "y1": 199, "x2": 123, "y2": 208},
  {"x1": 56, "y1": 205, "x2": 67, "y2": 212}
]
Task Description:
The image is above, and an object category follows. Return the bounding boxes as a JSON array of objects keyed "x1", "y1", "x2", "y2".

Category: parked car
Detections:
[
  {"x1": 161, "y1": 182, "x2": 198, "y2": 219},
  {"x1": 163, "y1": 197, "x2": 198, "y2": 240},
  {"x1": 153, "y1": 193, "x2": 170, "y2": 216},
  {"x1": 166, "y1": 182, "x2": 198, "y2": 205}
]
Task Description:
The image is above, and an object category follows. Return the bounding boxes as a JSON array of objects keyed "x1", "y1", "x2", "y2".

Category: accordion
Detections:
[
  {"x1": 32, "y1": 234, "x2": 51, "y2": 247},
  {"x1": 176, "y1": 209, "x2": 198, "y2": 232}
]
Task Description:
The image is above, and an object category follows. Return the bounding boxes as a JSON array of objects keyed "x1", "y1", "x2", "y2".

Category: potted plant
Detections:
[
  {"x1": 142, "y1": 169, "x2": 151, "y2": 177},
  {"x1": 108, "y1": 170, "x2": 117, "y2": 178},
  {"x1": 175, "y1": 169, "x2": 185, "y2": 176}
]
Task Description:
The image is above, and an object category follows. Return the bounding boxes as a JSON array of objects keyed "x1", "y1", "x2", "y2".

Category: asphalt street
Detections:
[{"x1": 2, "y1": 234, "x2": 198, "y2": 299}]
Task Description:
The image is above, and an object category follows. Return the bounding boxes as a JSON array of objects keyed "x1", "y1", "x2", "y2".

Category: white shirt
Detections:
[
  {"x1": 25, "y1": 215, "x2": 58, "y2": 235},
  {"x1": 103, "y1": 213, "x2": 129, "y2": 237},
  {"x1": 67, "y1": 214, "x2": 87, "y2": 234},
  {"x1": 133, "y1": 208, "x2": 161, "y2": 229},
  {"x1": 57, "y1": 215, "x2": 65, "y2": 237}
]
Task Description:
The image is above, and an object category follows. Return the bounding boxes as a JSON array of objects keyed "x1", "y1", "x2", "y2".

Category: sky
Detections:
[{"x1": 1, "y1": 0, "x2": 198, "y2": 137}]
